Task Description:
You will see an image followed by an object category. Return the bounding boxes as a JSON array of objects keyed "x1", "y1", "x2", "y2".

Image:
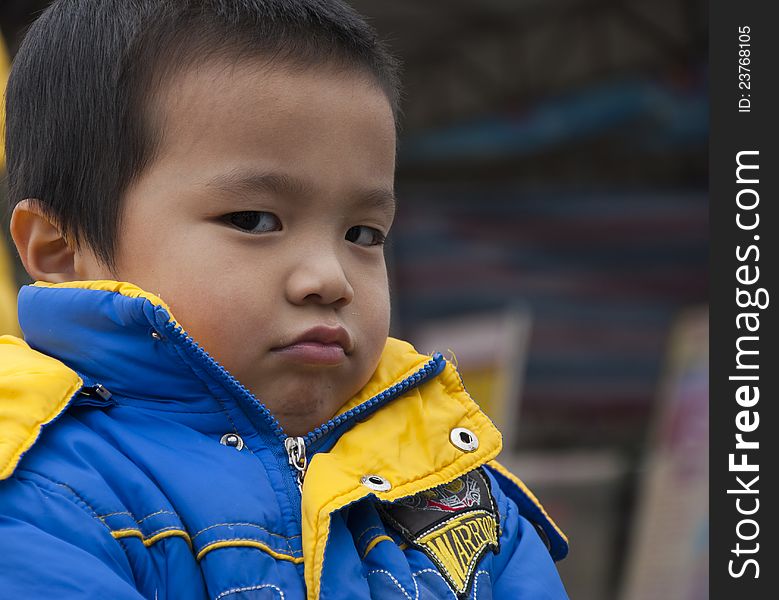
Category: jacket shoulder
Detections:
[
  {"x1": 0, "y1": 335, "x2": 83, "y2": 480},
  {"x1": 484, "y1": 460, "x2": 569, "y2": 561}
]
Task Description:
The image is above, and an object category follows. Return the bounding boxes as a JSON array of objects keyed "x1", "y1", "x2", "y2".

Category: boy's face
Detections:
[{"x1": 84, "y1": 58, "x2": 397, "y2": 436}]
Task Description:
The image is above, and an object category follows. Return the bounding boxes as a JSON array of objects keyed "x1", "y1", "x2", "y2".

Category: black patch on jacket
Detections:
[{"x1": 378, "y1": 468, "x2": 500, "y2": 598}]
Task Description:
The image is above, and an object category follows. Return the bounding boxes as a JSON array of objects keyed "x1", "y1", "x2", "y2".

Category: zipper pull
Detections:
[
  {"x1": 284, "y1": 436, "x2": 307, "y2": 494},
  {"x1": 73, "y1": 384, "x2": 115, "y2": 408}
]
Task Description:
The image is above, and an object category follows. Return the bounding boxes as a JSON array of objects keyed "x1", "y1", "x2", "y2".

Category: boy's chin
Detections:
[
  {"x1": 257, "y1": 381, "x2": 347, "y2": 415},
  {"x1": 266, "y1": 397, "x2": 342, "y2": 436}
]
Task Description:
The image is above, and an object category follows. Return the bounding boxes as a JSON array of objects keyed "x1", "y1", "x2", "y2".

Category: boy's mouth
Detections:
[{"x1": 270, "y1": 325, "x2": 353, "y2": 366}]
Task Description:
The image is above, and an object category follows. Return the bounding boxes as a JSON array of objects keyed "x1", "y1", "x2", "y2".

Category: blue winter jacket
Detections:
[{"x1": 0, "y1": 281, "x2": 569, "y2": 599}]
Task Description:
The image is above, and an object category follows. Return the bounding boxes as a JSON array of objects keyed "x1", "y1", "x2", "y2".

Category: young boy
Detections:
[{"x1": 0, "y1": 1, "x2": 569, "y2": 598}]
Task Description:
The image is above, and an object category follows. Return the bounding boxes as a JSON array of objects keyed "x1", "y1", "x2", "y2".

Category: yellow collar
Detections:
[
  {"x1": 0, "y1": 335, "x2": 83, "y2": 480},
  {"x1": 301, "y1": 338, "x2": 503, "y2": 599}
]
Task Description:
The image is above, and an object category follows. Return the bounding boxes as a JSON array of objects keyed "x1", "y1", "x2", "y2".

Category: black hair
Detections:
[{"x1": 4, "y1": 0, "x2": 401, "y2": 269}]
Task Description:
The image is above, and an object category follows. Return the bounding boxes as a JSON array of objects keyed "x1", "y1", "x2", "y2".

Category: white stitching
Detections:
[
  {"x1": 97, "y1": 511, "x2": 133, "y2": 519},
  {"x1": 214, "y1": 584, "x2": 285, "y2": 600},
  {"x1": 369, "y1": 568, "x2": 483, "y2": 600},
  {"x1": 367, "y1": 569, "x2": 414, "y2": 600},
  {"x1": 192, "y1": 521, "x2": 300, "y2": 542},
  {"x1": 137, "y1": 509, "x2": 178, "y2": 523},
  {"x1": 411, "y1": 569, "x2": 455, "y2": 599},
  {"x1": 412, "y1": 568, "x2": 444, "y2": 577},
  {"x1": 471, "y1": 570, "x2": 490, "y2": 599}
]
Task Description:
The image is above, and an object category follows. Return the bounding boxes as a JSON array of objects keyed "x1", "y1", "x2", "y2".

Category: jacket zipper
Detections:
[
  {"x1": 280, "y1": 353, "x2": 445, "y2": 492},
  {"x1": 162, "y1": 320, "x2": 445, "y2": 509},
  {"x1": 284, "y1": 436, "x2": 307, "y2": 494},
  {"x1": 162, "y1": 321, "x2": 303, "y2": 515},
  {"x1": 302, "y1": 353, "x2": 445, "y2": 456}
]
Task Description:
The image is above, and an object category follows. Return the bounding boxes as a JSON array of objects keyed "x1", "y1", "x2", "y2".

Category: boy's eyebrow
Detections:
[
  {"x1": 359, "y1": 187, "x2": 398, "y2": 218},
  {"x1": 203, "y1": 168, "x2": 396, "y2": 217}
]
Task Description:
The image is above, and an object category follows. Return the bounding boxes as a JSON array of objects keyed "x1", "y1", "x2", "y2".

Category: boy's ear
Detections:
[{"x1": 10, "y1": 199, "x2": 79, "y2": 283}]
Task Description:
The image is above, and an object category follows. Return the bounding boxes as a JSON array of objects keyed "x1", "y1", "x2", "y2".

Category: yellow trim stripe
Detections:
[
  {"x1": 111, "y1": 528, "x2": 192, "y2": 548},
  {"x1": 111, "y1": 528, "x2": 305, "y2": 564},
  {"x1": 196, "y1": 540, "x2": 304, "y2": 563},
  {"x1": 110, "y1": 527, "x2": 307, "y2": 565},
  {"x1": 361, "y1": 535, "x2": 393, "y2": 559},
  {"x1": 487, "y1": 459, "x2": 569, "y2": 543},
  {"x1": 110, "y1": 529, "x2": 143, "y2": 540}
]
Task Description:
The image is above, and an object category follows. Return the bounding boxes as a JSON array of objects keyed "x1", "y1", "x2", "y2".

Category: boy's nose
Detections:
[{"x1": 285, "y1": 252, "x2": 354, "y2": 308}]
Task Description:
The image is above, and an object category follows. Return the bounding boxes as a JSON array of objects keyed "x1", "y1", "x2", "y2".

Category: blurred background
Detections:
[{"x1": 1, "y1": 1, "x2": 708, "y2": 598}]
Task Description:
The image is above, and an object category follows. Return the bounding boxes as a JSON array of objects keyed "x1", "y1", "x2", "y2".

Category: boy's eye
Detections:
[
  {"x1": 345, "y1": 225, "x2": 386, "y2": 247},
  {"x1": 224, "y1": 211, "x2": 281, "y2": 234}
]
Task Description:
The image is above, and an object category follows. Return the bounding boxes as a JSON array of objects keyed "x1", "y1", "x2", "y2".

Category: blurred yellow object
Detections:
[
  {"x1": 2, "y1": 33, "x2": 21, "y2": 336},
  {"x1": 0, "y1": 241, "x2": 20, "y2": 336},
  {"x1": 1, "y1": 33, "x2": 9, "y2": 168}
]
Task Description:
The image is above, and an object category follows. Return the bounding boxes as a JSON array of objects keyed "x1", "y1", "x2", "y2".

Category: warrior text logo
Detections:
[{"x1": 415, "y1": 510, "x2": 499, "y2": 595}]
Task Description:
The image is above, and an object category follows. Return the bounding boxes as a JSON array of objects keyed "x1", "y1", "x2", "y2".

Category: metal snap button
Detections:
[
  {"x1": 360, "y1": 474, "x2": 392, "y2": 492},
  {"x1": 220, "y1": 433, "x2": 245, "y2": 451},
  {"x1": 151, "y1": 331, "x2": 162, "y2": 340},
  {"x1": 450, "y1": 427, "x2": 479, "y2": 452}
]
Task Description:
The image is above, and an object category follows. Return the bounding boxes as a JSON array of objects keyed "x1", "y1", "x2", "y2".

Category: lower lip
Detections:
[{"x1": 272, "y1": 342, "x2": 347, "y2": 365}]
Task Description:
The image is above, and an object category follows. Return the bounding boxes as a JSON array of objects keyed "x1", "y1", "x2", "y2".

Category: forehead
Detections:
[{"x1": 144, "y1": 56, "x2": 397, "y2": 198}]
